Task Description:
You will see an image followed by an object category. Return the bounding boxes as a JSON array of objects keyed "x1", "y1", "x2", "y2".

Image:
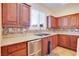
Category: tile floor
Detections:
[{"x1": 50, "y1": 47, "x2": 76, "y2": 56}]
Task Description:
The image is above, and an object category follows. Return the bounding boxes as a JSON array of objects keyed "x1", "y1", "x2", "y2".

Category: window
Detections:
[
  {"x1": 30, "y1": 8, "x2": 46, "y2": 30},
  {"x1": 30, "y1": 8, "x2": 39, "y2": 26}
]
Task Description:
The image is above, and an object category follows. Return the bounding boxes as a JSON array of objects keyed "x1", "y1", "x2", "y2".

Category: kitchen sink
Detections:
[{"x1": 35, "y1": 33, "x2": 50, "y2": 36}]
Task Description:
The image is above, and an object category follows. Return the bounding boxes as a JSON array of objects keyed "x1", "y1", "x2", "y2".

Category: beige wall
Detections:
[{"x1": 28, "y1": 3, "x2": 53, "y2": 15}]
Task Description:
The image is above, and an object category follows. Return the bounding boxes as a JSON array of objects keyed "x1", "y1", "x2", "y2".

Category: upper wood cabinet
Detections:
[
  {"x1": 51, "y1": 16, "x2": 58, "y2": 28},
  {"x1": 58, "y1": 13, "x2": 79, "y2": 29},
  {"x1": 2, "y1": 3, "x2": 30, "y2": 28},
  {"x1": 47, "y1": 16, "x2": 58, "y2": 29},
  {"x1": 19, "y1": 4, "x2": 30, "y2": 28},
  {"x1": 58, "y1": 16, "x2": 70, "y2": 28},
  {"x1": 2, "y1": 3, "x2": 18, "y2": 27}
]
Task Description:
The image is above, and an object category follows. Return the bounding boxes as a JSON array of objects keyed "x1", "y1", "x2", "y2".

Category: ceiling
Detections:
[
  {"x1": 29, "y1": 3, "x2": 79, "y2": 17},
  {"x1": 40, "y1": 3, "x2": 79, "y2": 10}
]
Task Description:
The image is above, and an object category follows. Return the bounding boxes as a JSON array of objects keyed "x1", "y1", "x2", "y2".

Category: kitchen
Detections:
[{"x1": 0, "y1": 3, "x2": 79, "y2": 56}]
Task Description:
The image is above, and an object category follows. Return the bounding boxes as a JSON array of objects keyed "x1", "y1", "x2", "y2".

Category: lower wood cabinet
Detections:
[
  {"x1": 50, "y1": 35, "x2": 58, "y2": 50},
  {"x1": 1, "y1": 35, "x2": 78, "y2": 56},
  {"x1": 41, "y1": 37, "x2": 48, "y2": 56},
  {"x1": 58, "y1": 35, "x2": 70, "y2": 48},
  {"x1": 58, "y1": 35, "x2": 77, "y2": 51},
  {"x1": 1, "y1": 42, "x2": 28, "y2": 56},
  {"x1": 69, "y1": 36, "x2": 77, "y2": 51},
  {"x1": 8, "y1": 49, "x2": 26, "y2": 56}
]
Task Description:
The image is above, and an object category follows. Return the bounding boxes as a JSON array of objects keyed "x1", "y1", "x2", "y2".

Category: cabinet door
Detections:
[
  {"x1": 20, "y1": 4, "x2": 30, "y2": 28},
  {"x1": 50, "y1": 35, "x2": 58, "y2": 49},
  {"x1": 1, "y1": 42, "x2": 28, "y2": 56},
  {"x1": 51, "y1": 16, "x2": 58, "y2": 28},
  {"x1": 2, "y1": 3, "x2": 18, "y2": 27},
  {"x1": 76, "y1": 13, "x2": 79, "y2": 28},
  {"x1": 1, "y1": 46, "x2": 8, "y2": 56},
  {"x1": 70, "y1": 36, "x2": 77, "y2": 51},
  {"x1": 53, "y1": 35, "x2": 58, "y2": 49},
  {"x1": 69, "y1": 15, "x2": 77, "y2": 28},
  {"x1": 59, "y1": 35, "x2": 70, "y2": 48},
  {"x1": 57, "y1": 17, "x2": 62, "y2": 28},
  {"x1": 49, "y1": 36, "x2": 53, "y2": 50},
  {"x1": 41, "y1": 37, "x2": 48, "y2": 56}
]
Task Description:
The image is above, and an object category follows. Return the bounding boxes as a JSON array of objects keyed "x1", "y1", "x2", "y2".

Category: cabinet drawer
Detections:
[
  {"x1": 7, "y1": 44, "x2": 17, "y2": 53},
  {"x1": 16, "y1": 42, "x2": 26, "y2": 50},
  {"x1": 7, "y1": 42, "x2": 26, "y2": 53},
  {"x1": 8, "y1": 48, "x2": 26, "y2": 56}
]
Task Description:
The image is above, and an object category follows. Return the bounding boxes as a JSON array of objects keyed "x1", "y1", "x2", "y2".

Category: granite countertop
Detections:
[{"x1": 1, "y1": 31, "x2": 79, "y2": 46}]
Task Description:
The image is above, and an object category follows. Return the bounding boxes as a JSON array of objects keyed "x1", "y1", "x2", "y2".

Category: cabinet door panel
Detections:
[
  {"x1": 1, "y1": 46, "x2": 8, "y2": 56},
  {"x1": 59, "y1": 35, "x2": 70, "y2": 48},
  {"x1": 70, "y1": 36, "x2": 77, "y2": 51},
  {"x1": 49, "y1": 36, "x2": 53, "y2": 50},
  {"x1": 76, "y1": 13, "x2": 79, "y2": 28},
  {"x1": 41, "y1": 38, "x2": 48, "y2": 56},
  {"x1": 51, "y1": 16, "x2": 58, "y2": 28},
  {"x1": 2, "y1": 3, "x2": 18, "y2": 27},
  {"x1": 52, "y1": 35, "x2": 58, "y2": 49},
  {"x1": 20, "y1": 4, "x2": 30, "y2": 27}
]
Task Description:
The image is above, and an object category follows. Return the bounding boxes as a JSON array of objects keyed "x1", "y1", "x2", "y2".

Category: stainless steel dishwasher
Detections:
[{"x1": 28, "y1": 39, "x2": 41, "y2": 56}]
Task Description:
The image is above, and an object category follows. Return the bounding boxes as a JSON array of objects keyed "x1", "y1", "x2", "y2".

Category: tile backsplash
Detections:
[
  {"x1": 2, "y1": 27, "x2": 28, "y2": 35},
  {"x1": 2, "y1": 27, "x2": 79, "y2": 35}
]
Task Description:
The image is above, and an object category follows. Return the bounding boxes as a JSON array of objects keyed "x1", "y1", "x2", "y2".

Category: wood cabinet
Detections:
[
  {"x1": 8, "y1": 49, "x2": 26, "y2": 56},
  {"x1": 69, "y1": 36, "x2": 77, "y2": 51},
  {"x1": 1, "y1": 46, "x2": 8, "y2": 56},
  {"x1": 2, "y1": 3, "x2": 18, "y2": 28},
  {"x1": 47, "y1": 16, "x2": 58, "y2": 29},
  {"x1": 1, "y1": 42, "x2": 28, "y2": 56},
  {"x1": 2, "y1": 3, "x2": 30, "y2": 28},
  {"x1": 58, "y1": 35, "x2": 77, "y2": 51},
  {"x1": 51, "y1": 16, "x2": 58, "y2": 28},
  {"x1": 19, "y1": 4, "x2": 30, "y2": 28},
  {"x1": 50, "y1": 35, "x2": 58, "y2": 50},
  {"x1": 58, "y1": 16, "x2": 70, "y2": 28},
  {"x1": 58, "y1": 13, "x2": 79, "y2": 29},
  {"x1": 41, "y1": 37, "x2": 48, "y2": 56},
  {"x1": 58, "y1": 35, "x2": 70, "y2": 48}
]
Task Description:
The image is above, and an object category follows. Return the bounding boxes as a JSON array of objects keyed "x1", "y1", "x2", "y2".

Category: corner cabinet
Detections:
[
  {"x1": 58, "y1": 35, "x2": 77, "y2": 51},
  {"x1": 2, "y1": 3, "x2": 30, "y2": 28},
  {"x1": 47, "y1": 16, "x2": 58, "y2": 29}
]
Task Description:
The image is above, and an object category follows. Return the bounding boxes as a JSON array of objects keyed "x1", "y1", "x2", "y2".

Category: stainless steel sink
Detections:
[{"x1": 35, "y1": 33, "x2": 50, "y2": 36}]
